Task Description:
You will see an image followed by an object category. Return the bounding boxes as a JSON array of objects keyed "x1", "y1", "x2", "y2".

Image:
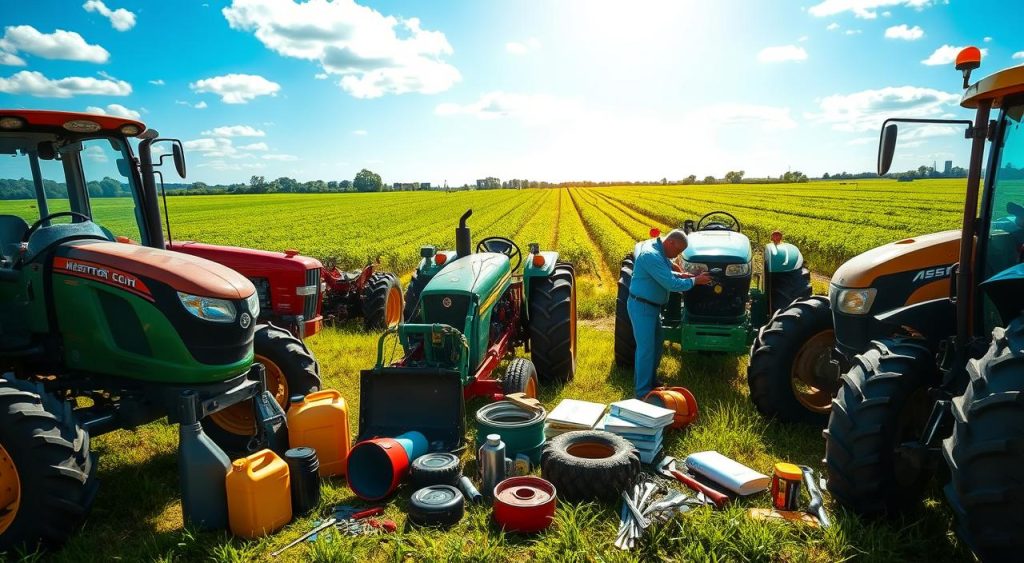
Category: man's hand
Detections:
[
  {"x1": 694, "y1": 273, "x2": 713, "y2": 286},
  {"x1": 674, "y1": 271, "x2": 695, "y2": 279}
]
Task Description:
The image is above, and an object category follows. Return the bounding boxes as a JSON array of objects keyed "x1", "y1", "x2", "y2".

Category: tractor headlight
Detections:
[
  {"x1": 245, "y1": 292, "x2": 260, "y2": 318},
  {"x1": 725, "y1": 262, "x2": 751, "y2": 277},
  {"x1": 835, "y1": 288, "x2": 877, "y2": 315},
  {"x1": 682, "y1": 260, "x2": 708, "y2": 275},
  {"x1": 177, "y1": 292, "x2": 237, "y2": 323}
]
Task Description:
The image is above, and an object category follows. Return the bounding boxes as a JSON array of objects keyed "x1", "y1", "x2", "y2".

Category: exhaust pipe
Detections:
[{"x1": 456, "y1": 209, "x2": 473, "y2": 257}]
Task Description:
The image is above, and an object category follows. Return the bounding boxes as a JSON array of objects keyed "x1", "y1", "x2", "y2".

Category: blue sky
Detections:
[{"x1": 0, "y1": 0, "x2": 1019, "y2": 185}]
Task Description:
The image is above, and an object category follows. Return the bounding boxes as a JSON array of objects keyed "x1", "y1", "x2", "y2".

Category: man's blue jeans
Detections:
[{"x1": 627, "y1": 297, "x2": 664, "y2": 399}]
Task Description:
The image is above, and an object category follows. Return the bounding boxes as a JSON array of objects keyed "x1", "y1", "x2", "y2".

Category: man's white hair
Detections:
[{"x1": 665, "y1": 229, "x2": 688, "y2": 243}]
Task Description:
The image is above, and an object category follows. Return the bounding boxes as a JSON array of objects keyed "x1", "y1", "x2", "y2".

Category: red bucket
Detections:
[
  {"x1": 346, "y1": 438, "x2": 410, "y2": 501},
  {"x1": 493, "y1": 476, "x2": 557, "y2": 533}
]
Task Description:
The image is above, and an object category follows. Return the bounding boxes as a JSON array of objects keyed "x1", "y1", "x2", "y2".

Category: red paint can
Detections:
[{"x1": 493, "y1": 476, "x2": 557, "y2": 533}]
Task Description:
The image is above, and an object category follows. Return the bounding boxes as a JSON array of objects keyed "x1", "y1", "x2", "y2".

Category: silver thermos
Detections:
[{"x1": 479, "y1": 433, "x2": 506, "y2": 499}]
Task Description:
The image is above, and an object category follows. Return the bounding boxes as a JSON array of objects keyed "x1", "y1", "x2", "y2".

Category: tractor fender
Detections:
[
  {"x1": 524, "y1": 251, "x2": 559, "y2": 278},
  {"x1": 764, "y1": 241, "x2": 804, "y2": 273},
  {"x1": 873, "y1": 297, "x2": 955, "y2": 350},
  {"x1": 981, "y1": 263, "x2": 1024, "y2": 326}
]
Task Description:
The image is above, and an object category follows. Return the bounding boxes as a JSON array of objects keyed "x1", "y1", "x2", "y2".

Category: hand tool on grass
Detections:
[
  {"x1": 655, "y1": 456, "x2": 730, "y2": 508},
  {"x1": 799, "y1": 466, "x2": 830, "y2": 529},
  {"x1": 270, "y1": 517, "x2": 337, "y2": 558},
  {"x1": 332, "y1": 505, "x2": 385, "y2": 520}
]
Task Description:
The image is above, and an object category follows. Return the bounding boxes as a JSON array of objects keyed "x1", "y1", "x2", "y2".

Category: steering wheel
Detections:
[
  {"x1": 22, "y1": 212, "x2": 94, "y2": 242},
  {"x1": 476, "y1": 236, "x2": 522, "y2": 271},
  {"x1": 696, "y1": 211, "x2": 742, "y2": 233}
]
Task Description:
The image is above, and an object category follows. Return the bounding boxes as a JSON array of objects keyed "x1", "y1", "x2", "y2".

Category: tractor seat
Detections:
[
  {"x1": 0, "y1": 215, "x2": 29, "y2": 268},
  {"x1": 338, "y1": 271, "x2": 359, "y2": 282}
]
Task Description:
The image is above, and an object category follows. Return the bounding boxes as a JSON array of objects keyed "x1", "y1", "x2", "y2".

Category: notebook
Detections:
[
  {"x1": 609, "y1": 399, "x2": 675, "y2": 427},
  {"x1": 546, "y1": 399, "x2": 606, "y2": 431},
  {"x1": 684, "y1": 451, "x2": 770, "y2": 496},
  {"x1": 598, "y1": 413, "x2": 663, "y2": 436}
]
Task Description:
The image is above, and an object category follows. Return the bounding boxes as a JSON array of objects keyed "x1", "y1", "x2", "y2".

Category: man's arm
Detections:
[{"x1": 639, "y1": 252, "x2": 695, "y2": 292}]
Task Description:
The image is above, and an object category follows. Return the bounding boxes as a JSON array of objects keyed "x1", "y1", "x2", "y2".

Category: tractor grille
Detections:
[
  {"x1": 683, "y1": 266, "x2": 751, "y2": 319},
  {"x1": 423, "y1": 294, "x2": 471, "y2": 330},
  {"x1": 304, "y1": 268, "x2": 321, "y2": 320}
]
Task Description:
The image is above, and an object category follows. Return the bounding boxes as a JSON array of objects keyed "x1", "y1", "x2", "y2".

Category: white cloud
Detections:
[
  {"x1": 826, "y1": 23, "x2": 840, "y2": 31},
  {"x1": 197, "y1": 159, "x2": 266, "y2": 171},
  {"x1": 352, "y1": 129, "x2": 367, "y2": 135},
  {"x1": 435, "y1": 91, "x2": 584, "y2": 124},
  {"x1": 756, "y1": 45, "x2": 808, "y2": 63},
  {"x1": 201, "y1": 125, "x2": 266, "y2": 137},
  {"x1": 83, "y1": 145, "x2": 108, "y2": 162},
  {"x1": 85, "y1": 103, "x2": 141, "y2": 119},
  {"x1": 506, "y1": 37, "x2": 541, "y2": 55},
  {"x1": 809, "y1": 86, "x2": 959, "y2": 132},
  {"x1": 0, "y1": 25, "x2": 109, "y2": 63},
  {"x1": 221, "y1": 0, "x2": 460, "y2": 99},
  {"x1": 184, "y1": 137, "x2": 270, "y2": 160},
  {"x1": 176, "y1": 100, "x2": 208, "y2": 109},
  {"x1": 1012, "y1": 51, "x2": 1024, "y2": 60},
  {"x1": 195, "y1": 101, "x2": 208, "y2": 109},
  {"x1": 844, "y1": 29, "x2": 862, "y2": 35},
  {"x1": 238, "y1": 142, "x2": 269, "y2": 151},
  {"x1": 809, "y1": 0, "x2": 941, "y2": 20},
  {"x1": 693, "y1": 103, "x2": 798, "y2": 131},
  {"x1": 922, "y1": 44, "x2": 987, "y2": 66},
  {"x1": 262, "y1": 153, "x2": 298, "y2": 161},
  {"x1": 0, "y1": 51, "x2": 25, "y2": 66},
  {"x1": 190, "y1": 73, "x2": 280, "y2": 104},
  {"x1": 0, "y1": 70, "x2": 131, "y2": 97},
  {"x1": 149, "y1": 79, "x2": 165, "y2": 85},
  {"x1": 314, "y1": 73, "x2": 328, "y2": 80},
  {"x1": 885, "y1": 24, "x2": 924, "y2": 40},
  {"x1": 798, "y1": 35, "x2": 809, "y2": 42},
  {"x1": 983, "y1": 36, "x2": 992, "y2": 43},
  {"x1": 82, "y1": 0, "x2": 137, "y2": 32}
]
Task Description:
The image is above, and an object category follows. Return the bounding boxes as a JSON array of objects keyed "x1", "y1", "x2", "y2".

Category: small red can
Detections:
[
  {"x1": 493, "y1": 476, "x2": 557, "y2": 533},
  {"x1": 770, "y1": 462, "x2": 803, "y2": 511}
]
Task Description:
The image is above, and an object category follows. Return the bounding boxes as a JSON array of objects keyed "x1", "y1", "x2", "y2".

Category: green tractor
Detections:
[
  {"x1": 358, "y1": 210, "x2": 576, "y2": 451},
  {"x1": 614, "y1": 211, "x2": 811, "y2": 365},
  {"x1": 0, "y1": 110, "x2": 281, "y2": 549}
]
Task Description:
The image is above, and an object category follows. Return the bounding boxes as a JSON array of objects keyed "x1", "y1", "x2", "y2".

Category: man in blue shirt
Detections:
[{"x1": 628, "y1": 230, "x2": 711, "y2": 398}]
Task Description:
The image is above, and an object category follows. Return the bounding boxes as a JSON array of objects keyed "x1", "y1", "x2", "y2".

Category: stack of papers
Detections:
[
  {"x1": 545, "y1": 399, "x2": 606, "y2": 438},
  {"x1": 598, "y1": 399, "x2": 676, "y2": 464}
]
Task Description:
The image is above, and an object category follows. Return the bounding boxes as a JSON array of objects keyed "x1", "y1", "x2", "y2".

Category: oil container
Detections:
[
  {"x1": 178, "y1": 390, "x2": 230, "y2": 531},
  {"x1": 285, "y1": 447, "x2": 321, "y2": 515},
  {"x1": 226, "y1": 449, "x2": 292, "y2": 538},
  {"x1": 287, "y1": 390, "x2": 350, "y2": 477}
]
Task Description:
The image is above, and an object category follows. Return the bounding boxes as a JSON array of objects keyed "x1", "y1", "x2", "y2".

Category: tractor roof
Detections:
[
  {"x1": 962, "y1": 64, "x2": 1024, "y2": 109},
  {"x1": 0, "y1": 109, "x2": 146, "y2": 137}
]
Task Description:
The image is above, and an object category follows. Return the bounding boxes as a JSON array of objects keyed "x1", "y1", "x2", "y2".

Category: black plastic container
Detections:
[{"x1": 285, "y1": 447, "x2": 321, "y2": 515}]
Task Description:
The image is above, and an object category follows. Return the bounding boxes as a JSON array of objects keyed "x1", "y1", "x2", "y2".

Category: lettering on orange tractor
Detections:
[{"x1": 53, "y1": 257, "x2": 153, "y2": 301}]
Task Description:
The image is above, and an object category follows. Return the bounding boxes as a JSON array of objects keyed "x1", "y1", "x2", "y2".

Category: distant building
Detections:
[
  {"x1": 476, "y1": 177, "x2": 501, "y2": 189},
  {"x1": 421, "y1": 182, "x2": 431, "y2": 190},
  {"x1": 393, "y1": 182, "x2": 402, "y2": 190},
  {"x1": 944, "y1": 160, "x2": 953, "y2": 175}
]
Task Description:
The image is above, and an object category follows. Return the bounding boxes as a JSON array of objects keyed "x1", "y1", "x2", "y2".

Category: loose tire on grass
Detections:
[
  {"x1": 747, "y1": 295, "x2": 836, "y2": 425},
  {"x1": 411, "y1": 453, "x2": 462, "y2": 488},
  {"x1": 503, "y1": 357, "x2": 539, "y2": 398},
  {"x1": 0, "y1": 377, "x2": 96, "y2": 550},
  {"x1": 767, "y1": 267, "x2": 813, "y2": 314},
  {"x1": 361, "y1": 272, "x2": 403, "y2": 330},
  {"x1": 943, "y1": 318, "x2": 1024, "y2": 562},
  {"x1": 541, "y1": 430, "x2": 640, "y2": 502},
  {"x1": 403, "y1": 270, "x2": 430, "y2": 322},
  {"x1": 204, "y1": 324, "x2": 321, "y2": 456},
  {"x1": 529, "y1": 263, "x2": 577, "y2": 383},
  {"x1": 824, "y1": 337, "x2": 937, "y2": 516},
  {"x1": 614, "y1": 253, "x2": 636, "y2": 368}
]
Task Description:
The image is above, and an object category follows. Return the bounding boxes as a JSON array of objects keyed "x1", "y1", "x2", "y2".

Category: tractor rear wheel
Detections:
[
  {"x1": 503, "y1": 358, "x2": 539, "y2": 398},
  {"x1": 767, "y1": 267, "x2": 813, "y2": 314},
  {"x1": 362, "y1": 272, "x2": 403, "y2": 330},
  {"x1": 529, "y1": 263, "x2": 577, "y2": 384},
  {"x1": 403, "y1": 270, "x2": 429, "y2": 322},
  {"x1": 0, "y1": 377, "x2": 95, "y2": 550},
  {"x1": 204, "y1": 324, "x2": 321, "y2": 456},
  {"x1": 614, "y1": 254, "x2": 636, "y2": 368},
  {"x1": 824, "y1": 337, "x2": 937, "y2": 516},
  {"x1": 943, "y1": 318, "x2": 1024, "y2": 561},
  {"x1": 747, "y1": 296, "x2": 836, "y2": 425}
]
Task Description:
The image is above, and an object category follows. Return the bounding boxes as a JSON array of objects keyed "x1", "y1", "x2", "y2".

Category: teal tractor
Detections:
[
  {"x1": 358, "y1": 210, "x2": 576, "y2": 451},
  {"x1": 615, "y1": 211, "x2": 811, "y2": 364}
]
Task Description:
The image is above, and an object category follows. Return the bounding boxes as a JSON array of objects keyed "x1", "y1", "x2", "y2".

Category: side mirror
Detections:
[
  {"x1": 878, "y1": 123, "x2": 898, "y2": 176},
  {"x1": 172, "y1": 142, "x2": 186, "y2": 179}
]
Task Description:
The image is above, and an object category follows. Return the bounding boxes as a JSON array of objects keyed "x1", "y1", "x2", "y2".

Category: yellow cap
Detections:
[
  {"x1": 773, "y1": 462, "x2": 802, "y2": 481},
  {"x1": 232, "y1": 459, "x2": 248, "y2": 472}
]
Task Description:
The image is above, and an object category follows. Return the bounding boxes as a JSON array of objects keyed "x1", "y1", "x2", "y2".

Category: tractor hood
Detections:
[
  {"x1": 169, "y1": 241, "x2": 322, "y2": 273},
  {"x1": 682, "y1": 231, "x2": 751, "y2": 264},
  {"x1": 831, "y1": 230, "x2": 960, "y2": 290},
  {"x1": 60, "y1": 241, "x2": 255, "y2": 299},
  {"x1": 422, "y1": 253, "x2": 512, "y2": 297}
]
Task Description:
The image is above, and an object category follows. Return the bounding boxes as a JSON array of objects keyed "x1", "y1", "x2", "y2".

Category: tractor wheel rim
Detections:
[
  {"x1": 0, "y1": 443, "x2": 21, "y2": 535},
  {"x1": 208, "y1": 354, "x2": 289, "y2": 436},
  {"x1": 386, "y1": 286, "x2": 402, "y2": 327},
  {"x1": 525, "y1": 375, "x2": 537, "y2": 398},
  {"x1": 790, "y1": 329, "x2": 836, "y2": 414}
]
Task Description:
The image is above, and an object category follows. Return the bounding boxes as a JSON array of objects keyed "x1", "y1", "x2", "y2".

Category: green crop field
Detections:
[{"x1": 0, "y1": 179, "x2": 975, "y2": 561}]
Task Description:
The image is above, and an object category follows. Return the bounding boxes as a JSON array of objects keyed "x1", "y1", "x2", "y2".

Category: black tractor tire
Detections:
[
  {"x1": 529, "y1": 263, "x2": 577, "y2": 384},
  {"x1": 614, "y1": 254, "x2": 636, "y2": 368},
  {"x1": 203, "y1": 324, "x2": 321, "y2": 456},
  {"x1": 541, "y1": 430, "x2": 640, "y2": 502},
  {"x1": 0, "y1": 377, "x2": 96, "y2": 551},
  {"x1": 361, "y1": 272, "x2": 403, "y2": 331},
  {"x1": 824, "y1": 337, "x2": 937, "y2": 516},
  {"x1": 403, "y1": 270, "x2": 430, "y2": 322},
  {"x1": 747, "y1": 295, "x2": 835, "y2": 425},
  {"x1": 503, "y1": 357, "x2": 539, "y2": 398},
  {"x1": 943, "y1": 319, "x2": 1024, "y2": 562},
  {"x1": 768, "y1": 266, "x2": 813, "y2": 314}
]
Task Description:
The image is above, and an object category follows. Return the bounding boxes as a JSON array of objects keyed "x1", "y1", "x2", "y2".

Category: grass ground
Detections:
[{"x1": 35, "y1": 321, "x2": 970, "y2": 562}]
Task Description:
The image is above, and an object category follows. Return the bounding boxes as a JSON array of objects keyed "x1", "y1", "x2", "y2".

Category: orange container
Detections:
[
  {"x1": 287, "y1": 389, "x2": 351, "y2": 477},
  {"x1": 226, "y1": 449, "x2": 292, "y2": 538}
]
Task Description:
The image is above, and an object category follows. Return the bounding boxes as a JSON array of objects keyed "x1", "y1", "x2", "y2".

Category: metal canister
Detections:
[
  {"x1": 770, "y1": 462, "x2": 803, "y2": 511},
  {"x1": 479, "y1": 433, "x2": 506, "y2": 499}
]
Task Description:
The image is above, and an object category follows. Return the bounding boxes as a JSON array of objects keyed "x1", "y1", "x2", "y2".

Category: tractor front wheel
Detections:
[
  {"x1": 403, "y1": 270, "x2": 429, "y2": 322},
  {"x1": 361, "y1": 272, "x2": 403, "y2": 330},
  {"x1": 503, "y1": 358, "x2": 539, "y2": 398},
  {"x1": 528, "y1": 263, "x2": 577, "y2": 384},
  {"x1": 203, "y1": 324, "x2": 321, "y2": 456},
  {"x1": 747, "y1": 296, "x2": 836, "y2": 425},
  {"x1": 943, "y1": 318, "x2": 1024, "y2": 561},
  {"x1": 614, "y1": 254, "x2": 636, "y2": 368},
  {"x1": 0, "y1": 377, "x2": 96, "y2": 550}
]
